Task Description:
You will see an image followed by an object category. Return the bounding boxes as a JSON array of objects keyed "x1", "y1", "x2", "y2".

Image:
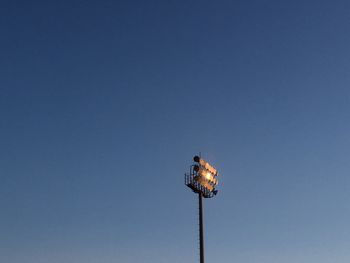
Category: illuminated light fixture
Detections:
[
  {"x1": 194, "y1": 176, "x2": 214, "y2": 191},
  {"x1": 193, "y1": 155, "x2": 218, "y2": 176},
  {"x1": 194, "y1": 166, "x2": 218, "y2": 186},
  {"x1": 184, "y1": 155, "x2": 220, "y2": 263}
]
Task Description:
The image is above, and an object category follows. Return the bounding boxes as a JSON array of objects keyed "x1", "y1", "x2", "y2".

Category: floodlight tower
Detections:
[{"x1": 185, "y1": 155, "x2": 219, "y2": 263}]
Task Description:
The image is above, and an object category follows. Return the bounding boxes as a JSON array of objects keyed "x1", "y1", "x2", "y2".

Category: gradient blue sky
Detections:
[{"x1": 1, "y1": 0, "x2": 350, "y2": 262}]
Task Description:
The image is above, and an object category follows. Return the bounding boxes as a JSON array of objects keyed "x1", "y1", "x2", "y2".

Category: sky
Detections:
[{"x1": 1, "y1": 0, "x2": 350, "y2": 262}]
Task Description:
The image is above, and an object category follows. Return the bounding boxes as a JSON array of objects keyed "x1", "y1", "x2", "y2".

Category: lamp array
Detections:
[{"x1": 193, "y1": 156, "x2": 218, "y2": 194}]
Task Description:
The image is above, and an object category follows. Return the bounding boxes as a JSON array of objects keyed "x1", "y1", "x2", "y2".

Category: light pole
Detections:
[{"x1": 185, "y1": 155, "x2": 219, "y2": 263}]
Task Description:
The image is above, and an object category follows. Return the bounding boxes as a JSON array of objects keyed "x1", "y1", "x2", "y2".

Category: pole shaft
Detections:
[{"x1": 199, "y1": 193, "x2": 204, "y2": 263}]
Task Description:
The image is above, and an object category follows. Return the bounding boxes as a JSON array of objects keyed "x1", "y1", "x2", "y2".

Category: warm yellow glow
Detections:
[
  {"x1": 195, "y1": 176, "x2": 214, "y2": 191},
  {"x1": 198, "y1": 168, "x2": 218, "y2": 185},
  {"x1": 205, "y1": 172, "x2": 211, "y2": 180},
  {"x1": 199, "y1": 159, "x2": 218, "y2": 176}
]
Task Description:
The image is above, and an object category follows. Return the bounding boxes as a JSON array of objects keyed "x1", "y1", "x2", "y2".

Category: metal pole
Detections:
[{"x1": 199, "y1": 192, "x2": 204, "y2": 263}]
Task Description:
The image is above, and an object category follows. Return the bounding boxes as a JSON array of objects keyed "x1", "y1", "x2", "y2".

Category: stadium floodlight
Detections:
[
  {"x1": 193, "y1": 166, "x2": 218, "y2": 186},
  {"x1": 186, "y1": 155, "x2": 219, "y2": 198},
  {"x1": 194, "y1": 155, "x2": 218, "y2": 176},
  {"x1": 185, "y1": 155, "x2": 220, "y2": 263}
]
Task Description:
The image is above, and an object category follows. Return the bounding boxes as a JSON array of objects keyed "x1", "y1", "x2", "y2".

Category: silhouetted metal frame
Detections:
[{"x1": 184, "y1": 165, "x2": 215, "y2": 198}]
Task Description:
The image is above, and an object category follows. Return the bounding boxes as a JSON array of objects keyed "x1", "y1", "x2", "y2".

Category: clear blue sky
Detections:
[{"x1": 1, "y1": 0, "x2": 350, "y2": 262}]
